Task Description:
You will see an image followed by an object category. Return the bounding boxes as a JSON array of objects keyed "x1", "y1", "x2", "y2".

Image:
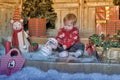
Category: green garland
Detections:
[{"x1": 89, "y1": 34, "x2": 120, "y2": 51}]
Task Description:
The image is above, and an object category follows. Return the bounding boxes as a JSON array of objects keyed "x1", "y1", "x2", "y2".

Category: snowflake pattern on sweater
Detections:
[{"x1": 56, "y1": 27, "x2": 80, "y2": 49}]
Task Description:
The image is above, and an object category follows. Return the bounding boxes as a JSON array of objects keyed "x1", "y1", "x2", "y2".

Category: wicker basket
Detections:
[
  {"x1": 96, "y1": 47, "x2": 104, "y2": 56},
  {"x1": 103, "y1": 48, "x2": 120, "y2": 63}
]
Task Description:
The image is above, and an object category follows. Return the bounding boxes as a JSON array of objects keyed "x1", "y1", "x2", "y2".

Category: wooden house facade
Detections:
[{"x1": 0, "y1": 0, "x2": 114, "y2": 39}]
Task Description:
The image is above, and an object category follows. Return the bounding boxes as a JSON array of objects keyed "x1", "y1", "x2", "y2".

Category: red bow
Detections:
[{"x1": 86, "y1": 41, "x2": 96, "y2": 55}]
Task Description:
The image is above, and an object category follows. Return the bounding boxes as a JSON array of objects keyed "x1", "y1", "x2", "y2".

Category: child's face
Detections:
[{"x1": 64, "y1": 20, "x2": 74, "y2": 31}]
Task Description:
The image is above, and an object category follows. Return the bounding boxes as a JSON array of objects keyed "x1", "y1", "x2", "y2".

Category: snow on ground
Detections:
[
  {"x1": 0, "y1": 66, "x2": 120, "y2": 80},
  {"x1": 0, "y1": 45, "x2": 98, "y2": 63},
  {"x1": 0, "y1": 45, "x2": 120, "y2": 80}
]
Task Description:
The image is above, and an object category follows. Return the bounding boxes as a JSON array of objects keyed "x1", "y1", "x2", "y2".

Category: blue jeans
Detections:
[{"x1": 57, "y1": 43, "x2": 85, "y2": 52}]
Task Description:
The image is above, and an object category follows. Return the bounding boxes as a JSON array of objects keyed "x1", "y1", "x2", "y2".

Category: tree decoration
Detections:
[{"x1": 21, "y1": 0, "x2": 57, "y2": 29}]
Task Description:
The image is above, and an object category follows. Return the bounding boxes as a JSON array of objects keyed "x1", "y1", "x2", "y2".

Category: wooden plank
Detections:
[
  {"x1": 24, "y1": 60, "x2": 120, "y2": 75},
  {"x1": 54, "y1": 0, "x2": 79, "y2": 3},
  {"x1": 30, "y1": 37, "x2": 88, "y2": 44}
]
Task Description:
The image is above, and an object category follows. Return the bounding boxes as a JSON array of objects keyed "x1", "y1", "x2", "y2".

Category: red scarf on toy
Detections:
[{"x1": 12, "y1": 29, "x2": 22, "y2": 48}]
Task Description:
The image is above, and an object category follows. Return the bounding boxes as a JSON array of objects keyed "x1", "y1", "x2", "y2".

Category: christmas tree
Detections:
[{"x1": 21, "y1": 0, "x2": 57, "y2": 30}]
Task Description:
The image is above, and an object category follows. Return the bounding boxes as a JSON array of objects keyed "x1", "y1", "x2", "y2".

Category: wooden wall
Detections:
[
  {"x1": 52, "y1": 0, "x2": 113, "y2": 38},
  {"x1": 0, "y1": 0, "x2": 22, "y2": 40},
  {"x1": 0, "y1": 0, "x2": 114, "y2": 39}
]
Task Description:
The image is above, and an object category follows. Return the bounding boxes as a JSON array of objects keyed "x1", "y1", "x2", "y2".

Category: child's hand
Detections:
[{"x1": 63, "y1": 45, "x2": 67, "y2": 50}]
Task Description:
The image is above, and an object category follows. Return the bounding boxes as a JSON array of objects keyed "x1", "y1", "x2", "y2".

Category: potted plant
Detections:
[{"x1": 89, "y1": 32, "x2": 120, "y2": 63}]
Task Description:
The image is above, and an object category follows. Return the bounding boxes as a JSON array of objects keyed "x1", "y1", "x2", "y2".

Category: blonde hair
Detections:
[{"x1": 63, "y1": 13, "x2": 77, "y2": 25}]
